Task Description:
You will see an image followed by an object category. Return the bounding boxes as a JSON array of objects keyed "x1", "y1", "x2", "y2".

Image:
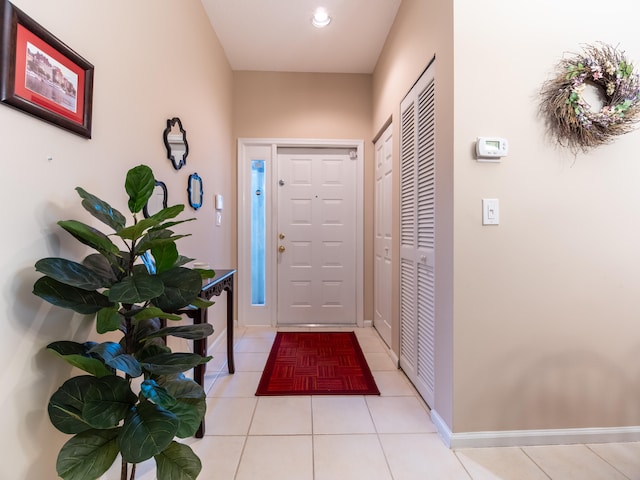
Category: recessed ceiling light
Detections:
[{"x1": 311, "y1": 7, "x2": 331, "y2": 28}]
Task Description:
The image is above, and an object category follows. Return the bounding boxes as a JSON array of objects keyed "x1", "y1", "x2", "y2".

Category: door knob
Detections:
[{"x1": 278, "y1": 245, "x2": 286, "y2": 253}]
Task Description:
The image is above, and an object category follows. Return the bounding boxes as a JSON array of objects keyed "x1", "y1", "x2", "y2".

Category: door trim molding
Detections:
[{"x1": 237, "y1": 138, "x2": 364, "y2": 327}]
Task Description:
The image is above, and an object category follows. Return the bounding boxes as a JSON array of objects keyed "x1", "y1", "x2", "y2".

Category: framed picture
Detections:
[{"x1": 0, "y1": 0, "x2": 94, "y2": 138}]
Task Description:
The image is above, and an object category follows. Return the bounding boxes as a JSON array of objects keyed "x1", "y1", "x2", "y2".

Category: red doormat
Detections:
[{"x1": 255, "y1": 332, "x2": 380, "y2": 396}]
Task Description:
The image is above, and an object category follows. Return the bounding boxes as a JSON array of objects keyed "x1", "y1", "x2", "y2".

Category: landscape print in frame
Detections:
[{"x1": 0, "y1": 0, "x2": 94, "y2": 138}]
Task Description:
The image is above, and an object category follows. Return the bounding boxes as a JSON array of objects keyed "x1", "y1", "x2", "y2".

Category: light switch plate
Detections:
[{"x1": 482, "y1": 198, "x2": 499, "y2": 225}]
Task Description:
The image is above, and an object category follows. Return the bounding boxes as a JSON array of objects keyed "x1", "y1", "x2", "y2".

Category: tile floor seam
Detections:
[
  {"x1": 232, "y1": 435, "x2": 249, "y2": 480},
  {"x1": 451, "y1": 450, "x2": 475, "y2": 480},
  {"x1": 584, "y1": 444, "x2": 633, "y2": 480},
  {"x1": 311, "y1": 428, "x2": 317, "y2": 480},
  {"x1": 520, "y1": 446, "x2": 554, "y2": 480},
  {"x1": 373, "y1": 431, "x2": 398, "y2": 480}
]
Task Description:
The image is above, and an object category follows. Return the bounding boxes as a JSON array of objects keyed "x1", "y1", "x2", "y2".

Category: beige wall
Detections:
[
  {"x1": 0, "y1": 1, "x2": 234, "y2": 477},
  {"x1": 453, "y1": 0, "x2": 640, "y2": 433},
  {"x1": 232, "y1": 71, "x2": 374, "y2": 321}
]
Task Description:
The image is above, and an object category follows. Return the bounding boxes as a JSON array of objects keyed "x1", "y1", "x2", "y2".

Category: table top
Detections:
[{"x1": 202, "y1": 268, "x2": 236, "y2": 289}]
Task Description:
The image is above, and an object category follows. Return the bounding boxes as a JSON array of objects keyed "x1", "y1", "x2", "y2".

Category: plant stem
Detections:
[
  {"x1": 120, "y1": 458, "x2": 127, "y2": 480},
  {"x1": 129, "y1": 463, "x2": 137, "y2": 480}
]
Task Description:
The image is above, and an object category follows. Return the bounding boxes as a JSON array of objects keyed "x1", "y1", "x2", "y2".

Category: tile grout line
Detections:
[
  {"x1": 585, "y1": 444, "x2": 633, "y2": 480},
  {"x1": 311, "y1": 396, "x2": 316, "y2": 480},
  {"x1": 232, "y1": 329, "x2": 262, "y2": 480},
  {"x1": 451, "y1": 450, "x2": 476, "y2": 480},
  {"x1": 520, "y1": 447, "x2": 553, "y2": 480}
]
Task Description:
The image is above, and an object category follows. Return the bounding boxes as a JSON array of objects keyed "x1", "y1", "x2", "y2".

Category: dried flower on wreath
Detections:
[{"x1": 540, "y1": 43, "x2": 640, "y2": 153}]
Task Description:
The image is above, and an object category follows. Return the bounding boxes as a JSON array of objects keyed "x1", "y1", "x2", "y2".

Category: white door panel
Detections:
[
  {"x1": 400, "y1": 62, "x2": 436, "y2": 408},
  {"x1": 374, "y1": 124, "x2": 393, "y2": 346},
  {"x1": 277, "y1": 150, "x2": 356, "y2": 325}
]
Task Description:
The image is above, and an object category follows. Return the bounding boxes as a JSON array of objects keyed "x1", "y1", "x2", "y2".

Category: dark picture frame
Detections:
[
  {"x1": 0, "y1": 0, "x2": 94, "y2": 138},
  {"x1": 143, "y1": 180, "x2": 168, "y2": 218}
]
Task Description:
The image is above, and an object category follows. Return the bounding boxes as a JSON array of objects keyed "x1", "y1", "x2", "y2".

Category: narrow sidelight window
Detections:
[{"x1": 251, "y1": 160, "x2": 266, "y2": 305}]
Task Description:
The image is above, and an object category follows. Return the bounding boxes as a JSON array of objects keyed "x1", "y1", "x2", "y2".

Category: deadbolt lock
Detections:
[{"x1": 279, "y1": 233, "x2": 285, "y2": 240}]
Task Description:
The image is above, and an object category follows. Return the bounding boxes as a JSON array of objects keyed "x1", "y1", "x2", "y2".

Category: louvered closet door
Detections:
[{"x1": 399, "y1": 62, "x2": 436, "y2": 408}]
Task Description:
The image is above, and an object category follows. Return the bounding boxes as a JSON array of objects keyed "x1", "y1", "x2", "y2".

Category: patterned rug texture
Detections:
[{"x1": 255, "y1": 331, "x2": 380, "y2": 396}]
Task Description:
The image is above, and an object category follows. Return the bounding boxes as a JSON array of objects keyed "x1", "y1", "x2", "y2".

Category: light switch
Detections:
[{"x1": 482, "y1": 198, "x2": 499, "y2": 225}]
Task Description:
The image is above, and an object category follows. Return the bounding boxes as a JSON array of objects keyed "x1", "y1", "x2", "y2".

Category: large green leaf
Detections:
[
  {"x1": 89, "y1": 342, "x2": 142, "y2": 378},
  {"x1": 56, "y1": 428, "x2": 120, "y2": 480},
  {"x1": 84, "y1": 375, "x2": 137, "y2": 429},
  {"x1": 195, "y1": 267, "x2": 216, "y2": 279},
  {"x1": 116, "y1": 216, "x2": 164, "y2": 241},
  {"x1": 145, "y1": 323, "x2": 214, "y2": 341},
  {"x1": 135, "y1": 228, "x2": 174, "y2": 253},
  {"x1": 152, "y1": 267, "x2": 202, "y2": 311},
  {"x1": 108, "y1": 270, "x2": 165, "y2": 304},
  {"x1": 148, "y1": 204, "x2": 186, "y2": 224},
  {"x1": 119, "y1": 206, "x2": 187, "y2": 243},
  {"x1": 189, "y1": 297, "x2": 214, "y2": 310},
  {"x1": 133, "y1": 318, "x2": 168, "y2": 348},
  {"x1": 137, "y1": 343, "x2": 172, "y2": 362},
  {"x1": 160, "y1": 374, "x2": 206, "y2": 400},
  {"x1": 155, "y1": 441, "x2": 202, "y2": 480},
  {"x1": 174, "y1": 255, "x2": 195, "y2": 267},
  {"x1": 132, "y1": 306, "x2": 182, "y2": 322},
  {"x1": 47, "y1": 341, "x2": 113, "y2": 378},
  {"x1": 126, "y1": 165, "x2": 155, "y2": 214},
  {"x1": 158, "y1": 375, "x2": 206, "y2": 437},
  {"x1": 58, "y1": 220, "x2": 120, "y2": 257},
  {"x1": 76, "y1": 187, "x2": 127, "y2": 232},
  {"x1": 96, "y1": 307, "x2": 123, "y2": 334},
  {"x1": 140, "y1": 379, "x2": 176, "y2": 409},
  {"x1": 35, "y1": 257, "x2": 106, "y2": 290},
  {"x1": 120, "y1": 401, "x2": 179, "y2": 464},
  {"x1": 150, "y1": 242, "x2": 180, "y2": 274},
  {"x1": 48, "y1": 375, "x2": 98, "y2": 434},
  {"x1": 151, "y1": 217, "x2": 195, "y2": 233},
  {"x1": 82, "y1": 253, "x2": 120, "y2": 284},
  {"x1": 141, "y1": 353, "x2": 210, "y2": 375},
  {"x1": 171, "y1": 398, "x2": 206, "y2": 438},
  {"x1": 34, "y1": 276, "x2": 114, "y2": 314}
]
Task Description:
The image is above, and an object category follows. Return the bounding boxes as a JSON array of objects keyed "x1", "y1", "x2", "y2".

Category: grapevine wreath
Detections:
[{"x1": 540, "y1": 43, "x2": 640, "y2": 153}]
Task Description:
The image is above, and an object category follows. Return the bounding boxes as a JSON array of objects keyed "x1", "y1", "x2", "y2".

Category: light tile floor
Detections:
[{"x1": 114, "y1": 326, "x2": 640, "y2": 480}]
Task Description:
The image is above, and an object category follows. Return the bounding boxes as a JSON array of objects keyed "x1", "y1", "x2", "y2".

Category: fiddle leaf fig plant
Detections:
[{"x1": 34, "y1": 165, "x2": 215, "y2": 480}]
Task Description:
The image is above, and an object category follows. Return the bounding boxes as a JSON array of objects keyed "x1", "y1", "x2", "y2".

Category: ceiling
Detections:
[{"x1": 200, "y1": 0, "x2": 402, "y2": 74}]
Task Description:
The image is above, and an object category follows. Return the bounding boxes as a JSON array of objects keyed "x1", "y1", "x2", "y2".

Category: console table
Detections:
[{"x1": 172, "y1": 268, "x2": 236, "y2": 437}]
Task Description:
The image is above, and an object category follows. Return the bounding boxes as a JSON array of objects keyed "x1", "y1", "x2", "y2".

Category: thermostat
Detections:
[{"x1": 476, "y1": 137, "x2": 508, "y2": 161}]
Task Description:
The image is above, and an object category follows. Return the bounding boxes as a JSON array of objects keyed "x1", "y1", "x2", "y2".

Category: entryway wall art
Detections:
[
  {"x1": 0, "y1": 0, "x2": 94, "y2": 138},
  {"x1": 540, "y1": 43, "x2": 640, "y2": 154}
]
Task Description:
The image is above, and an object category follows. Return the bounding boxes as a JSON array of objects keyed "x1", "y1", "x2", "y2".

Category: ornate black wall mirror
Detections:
[
  {"x1": 163, "y1": 117, "x2": 188, "y2": 170},
  {"x1": 188, "y1": 173, "x2": 203, "y2": 210},
  {"x1": 143, "y1": 181, "x2": 168, "y2": 218}
]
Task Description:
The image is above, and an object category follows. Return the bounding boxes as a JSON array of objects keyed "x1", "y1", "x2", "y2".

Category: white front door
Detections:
[
  {"x1": 374, "y1": 124, "x2": 393, "y2": 346},
  {"x1": 276, "y1": 148, "x2": 357, "y2": 325}
]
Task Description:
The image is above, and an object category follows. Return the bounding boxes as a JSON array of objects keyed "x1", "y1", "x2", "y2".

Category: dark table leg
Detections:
[
  {"x1": 192, "y1": 307, "x2": 206, "y2": 438},
  {"x1": 226, "y1": 282, "x2": 235, "y2": 374}
]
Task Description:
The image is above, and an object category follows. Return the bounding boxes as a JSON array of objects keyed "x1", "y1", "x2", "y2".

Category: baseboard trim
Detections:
[
  {"x1": 430, "y1": 409, "x2": 640, "y2": 448},
  {"x1": 388, "y1": 348, "x2": 399, "y2": 368}
]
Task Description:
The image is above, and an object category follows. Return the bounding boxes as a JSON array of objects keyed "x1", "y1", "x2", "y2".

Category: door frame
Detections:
[{"x1": 237, "y1": 138, "x2": 364, "y2": 327}]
